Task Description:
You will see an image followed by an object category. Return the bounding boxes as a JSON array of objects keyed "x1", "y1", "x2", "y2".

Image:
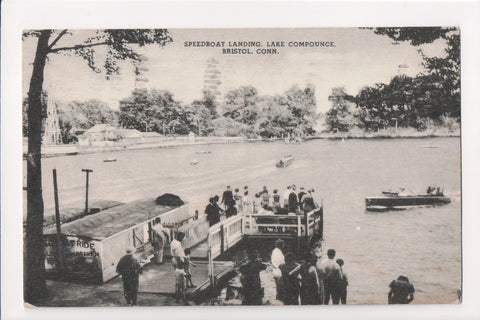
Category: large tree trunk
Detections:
[{"x1": 25, "y1": 30, "x2": 51, "y2": 304}]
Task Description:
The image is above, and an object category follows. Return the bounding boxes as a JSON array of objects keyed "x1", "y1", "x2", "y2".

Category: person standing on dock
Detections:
[
  {"x1": 239, "y1": 249, "x2": 267, "y2": 305},
  {"x1": 283, "y1": 185, "x2": 291, "y2": 208},
  {"x1": 271, "y1": 239, "x2": 285, "y2": 299},
  {"x1": 152, "y1": 217, "x2": 170, "y2": 264},
  {"x1": 116, "y1": 248, "x2": 142, "y2": 306},
  {"x1": 288, "y1": 186, "x2": 299, "y2": 213},
  {"x1": 222, "y1": 185, "x2": 235, "y2": 210},
  {"x1": 258, "y1": 186, "x2": 270, "y2": 209},
  {"x1": 279, "y1": 252, "x2": 302, "y2": 305},
  {"x1": 318, "y1": 249, "x2": 341, "y2": 305},
  {"x1": 336, "y1": 258, "x2": 348, "y2": 304},
  {"x1": 205, "y1": 197, "x2": 220, "y2": 226},
  {"x1": 271, "y1": 189, "x2": 282, "y2": 214},
  {"x1": 388, "y1": 276, "x2": 415, "y2": 304},
  {"x1": 302, "y1": 189, "x2": 317, "y2": 213},
  {"x1": 242, "y1": 191, "x2": 253, "y2": 214},
  {"x1": 171, "y1": 232, "x2": 186, "y2": 270},
  {"x1": 234, "y1": 188, "x2": 243, "y2": 211},
  {"x1": 298, "y1": 187, "x2": 307, "y2": 210},
  {"x1": 300, "y1": 254, "x2": 322, "y2": 305},
  {"x1": 225, "y1": 202, "x2": 238, "y2": 218}
]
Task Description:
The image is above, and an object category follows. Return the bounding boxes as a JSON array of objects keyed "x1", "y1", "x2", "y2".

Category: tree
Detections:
[
  {"x1": 282, "y1": 85, "x2": 318, "y2": 135},
  {"x1": 23, "y1": 29, "x2": 172, "y2": 304},
  {"x1": 325, "y1": 87, "x2": 356, "y2": 132},
  {"x1": 223, "y1": 86, "x2": 259, "y2": 126},
  {"x1": 373, "y1": 27, "x2": 460, "y2": 120}
]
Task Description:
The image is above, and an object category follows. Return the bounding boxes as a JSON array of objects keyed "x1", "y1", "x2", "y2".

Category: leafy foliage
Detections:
[{"x1": 325, "y1": 87, "x2": 356, "y2": 132}]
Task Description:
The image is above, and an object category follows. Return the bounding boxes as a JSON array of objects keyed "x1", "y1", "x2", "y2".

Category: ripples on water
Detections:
[{"x1": 24, "y1": 138, "x2": 461, "y2": 304}]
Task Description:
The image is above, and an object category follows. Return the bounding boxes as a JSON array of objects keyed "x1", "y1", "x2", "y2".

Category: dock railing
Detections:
[
  {"x1": 207, "y1": 215, "x2": 244, "y2": 286},
  {"x1": 206, "y1": 204, "x2": 323, "y2": 287}
]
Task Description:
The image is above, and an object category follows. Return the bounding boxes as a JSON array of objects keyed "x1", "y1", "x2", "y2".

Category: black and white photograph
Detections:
[
  {"x1": 2, "y1": 2, "x2": 480, "y2": 319},
  {"x1": 21, "y1": 26, "x2": 462, "y2": 307}
]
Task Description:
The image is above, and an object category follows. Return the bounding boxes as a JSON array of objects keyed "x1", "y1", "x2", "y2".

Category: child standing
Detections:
[
  {"x1": 184, "y1": 248, "x2": 197, "y2": 288},
  {"x1": 175, "y1": 260, "x2": 187, "y2": 302},
  {"x1": 336, "y1": 258, "x2": 348, "y2": 304}
]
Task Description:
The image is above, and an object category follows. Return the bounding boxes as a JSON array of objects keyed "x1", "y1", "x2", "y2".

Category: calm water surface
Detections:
[{"x1": 24, "y1": 138, "x2": 461, "y2": 304}]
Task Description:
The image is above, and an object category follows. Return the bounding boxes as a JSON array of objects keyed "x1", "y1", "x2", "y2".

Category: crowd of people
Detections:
[
  {"x1": 113, "y1": 185, "x2": 415, "y2": 307},
  {"x1": 238, "y1": 241, "x2": 349, "y2": 305},
  {"x1": 205, "y1": 184, "x2": 319, "y2": 227}
]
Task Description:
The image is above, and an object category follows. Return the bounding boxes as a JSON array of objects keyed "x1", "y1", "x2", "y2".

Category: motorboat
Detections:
[
  {"x1": 366, "y1": 187, "x2": 451, "y2": 211},
  {"x1": 103, "y1": 158, "x2": 117, "y2": 162},
  {"x1": 276, "y1": 155, "x2": 294, "y2": 168},
  {"x1": 190, "y1": 159, "x2": 199, "y2": 165}
]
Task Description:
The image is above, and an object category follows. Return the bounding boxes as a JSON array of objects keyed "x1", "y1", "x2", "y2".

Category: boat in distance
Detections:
[
  {"x1": 276, "y1": 155, "x2": 294, "y2": 168},
  {"x1": 366, "y1": 187, "x2": 451, "y2": 212}
]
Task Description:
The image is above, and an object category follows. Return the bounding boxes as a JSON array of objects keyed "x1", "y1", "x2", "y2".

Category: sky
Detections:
[{"x1": 22, "y1": 28, "x2": 449, "y2": 116}]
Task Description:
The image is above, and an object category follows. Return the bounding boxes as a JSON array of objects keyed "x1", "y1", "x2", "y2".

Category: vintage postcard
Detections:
[{"x1": 19, "y1": 27, "x2": 462, "y2": 309}]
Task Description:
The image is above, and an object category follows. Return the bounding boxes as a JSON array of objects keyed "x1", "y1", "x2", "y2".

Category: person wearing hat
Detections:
[
  {"x1": 388, "y1": 276, "x2": 415, "y2": 304},
  {"x1": 116, "y1": 248, "x2": 142, "y2": 306},
  {"x1": 239, "y1": 249, "x2": 267, "y2": 305},
  {"x1": 318, "y1": 249, "x2": 341, "y2": 305}
]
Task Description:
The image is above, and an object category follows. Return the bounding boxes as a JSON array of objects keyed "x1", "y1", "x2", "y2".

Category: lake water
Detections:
[{"x1": 24, "y1": 137, "x2": 461, "y2": 304}]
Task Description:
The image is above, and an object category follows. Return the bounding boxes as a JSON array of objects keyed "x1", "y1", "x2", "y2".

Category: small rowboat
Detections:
[
  {"x1": 190, "y1": 159, "x2": 199, "y2": 165},
  {"x1": 103, "y1": 159, "x2": 117, "y2": 162},
  {"x1": 276, "y1": 155, "x2": 294, "y2": 168}
]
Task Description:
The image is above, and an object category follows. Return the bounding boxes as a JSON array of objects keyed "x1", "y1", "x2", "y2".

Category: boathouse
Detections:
[{"x1": 43, "y1": 197, "x2": 193, "y2": 283}]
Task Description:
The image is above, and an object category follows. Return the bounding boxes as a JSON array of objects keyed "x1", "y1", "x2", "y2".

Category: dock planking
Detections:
[{"x1": 103, "y1": 260, "x2": 234, "y2": 297}]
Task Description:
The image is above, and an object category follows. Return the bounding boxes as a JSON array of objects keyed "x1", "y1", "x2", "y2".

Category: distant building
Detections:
[{"x1": 77, "y1": 125, "x2": 163, "y2": 146}]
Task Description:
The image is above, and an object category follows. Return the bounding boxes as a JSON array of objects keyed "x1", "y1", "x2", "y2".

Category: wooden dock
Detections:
[{"x1": 102, "y1": 259, "x2": 235, "y2": 299}]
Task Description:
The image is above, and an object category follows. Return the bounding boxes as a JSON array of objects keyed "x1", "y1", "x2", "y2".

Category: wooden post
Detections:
[
  {"x1": 297, "y1": 216, "x2": 301, "y2": 237},
  {"x1": 52, "y1": 169, "x2": 64, "y2": 271},
  {"x1": 304, "y1": 210, "x2": 309, "y2": 238},
  {"x1": 82, "y1": 169, "x2": 93, "y2": 215},
  {"x1": 320, "y1": 199, "x2": 324, "y2": 240},
  {"x1": 220, "y1": 224, "x2": 225, "y2": 256}
]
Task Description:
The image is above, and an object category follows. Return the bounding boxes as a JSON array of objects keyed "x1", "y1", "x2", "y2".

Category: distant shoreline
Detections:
[{"x1": 23, "y1": 130, "x2": 460, "y2": 158}]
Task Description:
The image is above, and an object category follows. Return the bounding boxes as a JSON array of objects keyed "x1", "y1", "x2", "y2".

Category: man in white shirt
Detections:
[
  {"x1": 271, "y1": 239, "x2": 285, "y2": 300},
  {"x1": 170, "y1": 232, "x2": 186, "y2": 269},
  {"x1": 152, "y1": 217, "x2": 170, "y2": 264},
  {"x1": 283, "y1": 186, "x2": 291, "y2": 208}
]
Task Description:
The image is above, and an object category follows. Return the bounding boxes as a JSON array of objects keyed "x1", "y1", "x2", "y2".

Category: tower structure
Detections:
[
  {"x1": 42, "y1": 90, "x2": 62, "y2": 145},
  {"x1": 134, "y1": 55, "x2": 150, "y2": 89},
  {"x1": 397, "y1": 63, "x2": 409, "y2": 77},
  {"x1": 203, "y1": 57, "x2": 222, "y2": 97}
]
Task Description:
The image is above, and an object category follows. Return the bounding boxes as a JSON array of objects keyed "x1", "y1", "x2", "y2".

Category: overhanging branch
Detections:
[
  {"x1": 49, "y1": 41, "x2": 109, "y2": 53},
  {"x1": 47, "y1": 30, "x2": 68, "y2": 51}
]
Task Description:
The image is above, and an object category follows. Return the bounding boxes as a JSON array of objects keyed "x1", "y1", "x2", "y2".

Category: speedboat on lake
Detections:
[
  {"x1": 366, "y1": 187, "x2": 451, "y2": 212},
  {"x1": 276, "y1": 155, "x2": 294, "y2": 168}
]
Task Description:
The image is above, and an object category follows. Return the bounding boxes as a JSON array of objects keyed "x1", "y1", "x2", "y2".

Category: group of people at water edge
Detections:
[
  {"x1": 205, "y1": 184, "x2": 319, "y2": 226},
  {"x1": 238, "y1": 241, "x2": 349, "y2": 305}
]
